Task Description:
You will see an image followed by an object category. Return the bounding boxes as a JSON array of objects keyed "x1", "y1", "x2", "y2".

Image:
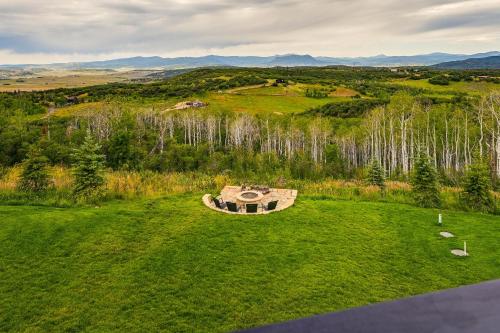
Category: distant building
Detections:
[
  {"x1": 65, "y1": 96, "x2": 79, "y2": 105},
  {"x1": 174, "y1": 100, "x2": 207, "y2": 110},
  {"x1": 187, "y1": 100, "x2": 206, "y2": 107}
]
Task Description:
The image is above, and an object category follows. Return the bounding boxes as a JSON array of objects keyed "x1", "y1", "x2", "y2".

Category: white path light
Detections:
[
  {"x1": 440, "y1": 231, "x2": 454, "y2": 238},
  {"x1": 451, "y1": 241, "x2": 469, "y2": 257}
]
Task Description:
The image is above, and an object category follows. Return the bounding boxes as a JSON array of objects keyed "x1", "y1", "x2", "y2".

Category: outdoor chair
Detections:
[
  {"x1": 264, "y1": 200, "x2": 278, "y2": 211},
  {"x1": 226, "y1": 201, "x2": 240, "y2": 213},
  {"x1": 213, "y1": 197, "x2": 226, "y2": 209},
  {"x1": 246, "y1": 203, "x2": 258, "y2": 213}
]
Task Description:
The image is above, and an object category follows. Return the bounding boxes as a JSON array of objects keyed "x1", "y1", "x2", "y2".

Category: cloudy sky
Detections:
[{"x1": 0, "y1": 0, "x2": 499, "y2": 64}]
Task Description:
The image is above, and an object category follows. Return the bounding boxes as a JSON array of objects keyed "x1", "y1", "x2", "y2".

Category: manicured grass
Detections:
[{"x1": 1, "y1": 196, "x2": 500, "y2": 332}]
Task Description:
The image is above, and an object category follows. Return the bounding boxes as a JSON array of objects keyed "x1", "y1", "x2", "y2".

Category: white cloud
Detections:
[
  {"x1": 412, "y1": 0, "x2": 499, "y2": 16},
  {"x1": 0, "y1": 0, "x2": 499, "y2": 64}
]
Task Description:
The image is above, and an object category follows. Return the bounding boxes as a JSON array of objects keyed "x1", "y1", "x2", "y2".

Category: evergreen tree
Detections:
[
  {"x1": 72, "y1": 131, "x2": 105, "y2": 200},
  {"x1": 411, "y1": 153, "x2": 441, "y2": 208},
  {"x1": 461, "y1": 157, "x2": 494, "y2": 212},
  {"x1": 366, "y1": 159, "x2": 385, "y2": 189},
  {"x1": 18, "y1": 147, "x2": 51, "y2": 193}
]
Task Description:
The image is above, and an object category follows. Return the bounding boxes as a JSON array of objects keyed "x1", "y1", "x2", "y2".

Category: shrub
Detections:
[
  {"x1": 305, "y1": 99, "x2": 387, "y2": 118},
  {"x1": 17, "y1": 148, "x2": 51, "y2": 193},
  {"x1": 429, "y1": 76, "x2": 450, "y2": 86},
  {"x1": 305, "y1": 89, "x2": 328, "y2": 98},
  {"x1": 72, "y1": 131, "x2": 105, "y2": 201},
  {"x1": 460, "y1": 158, "x2": 495, "y2": 212},
  {"x1": 411, "y1": 153, "x2": 441, "y2": 207},
  {"x1": 106, "y1": 130, "x2": 143, "y2": 170}
]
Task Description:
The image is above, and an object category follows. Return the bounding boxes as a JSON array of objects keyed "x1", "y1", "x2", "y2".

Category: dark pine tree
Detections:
[
  {"x1": 72, "y1": 131, "x2": 105, "y2": 200},
  {"x1": 18, "y1": 147, "x2": 51, "y2": 193},
  {"x1": 461, "y1": 157, "x2": 494, "y2": 212},
  {"x1": 366, "y1": 159, "x2": 385, "y2": 189},
  {"x1": 411, "y1": 153, "x2": 441, "y2": 208}
]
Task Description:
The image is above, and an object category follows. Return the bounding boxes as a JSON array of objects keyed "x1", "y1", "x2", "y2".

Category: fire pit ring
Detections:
[{"x1": 236, "y1": 190, "x2": 264, "y2": 203}]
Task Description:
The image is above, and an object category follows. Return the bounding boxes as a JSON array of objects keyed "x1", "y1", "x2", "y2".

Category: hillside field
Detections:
[
  {"x1": 203, "y1": 83, "x2": 355, "y2": 115},
  {"x1": 51, "y1": 83, "x2": 358, "y2": 117},
  {"x1": 390, "y1": 78, "x2": 500, "y2": 95},
  {"x1": 1, "y1": 195, "x2": 500, "y2": 332},
  {"x1": 0, "y1": 70, "x2": 154, "y2": 92}
]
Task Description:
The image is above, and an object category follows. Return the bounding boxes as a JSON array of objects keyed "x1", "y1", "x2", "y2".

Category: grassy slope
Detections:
[
  {"x1": 0, "y1": 74, "x2": 129, "y2": 92},
  {"x1": 1, "y1": 195, "x2": 500, "y2": 332},
  {"x1": 203, "y1": 84, "x2": 356, "y2": 115},
  {"x1": 51, "y1": 84, "x2": 351, "y2": 118},
  {"x1": 204, "y1": 93, "x2": 342, "y2": 115},
  {"x1": 391, "y1": 79, "x2": 499, "y2": 95},
  {"x1": 51, "y1": 93, "x2": 324, "y2": 118}
]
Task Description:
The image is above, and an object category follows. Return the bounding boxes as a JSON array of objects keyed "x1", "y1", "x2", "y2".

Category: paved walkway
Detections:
[
  {"x1": 203, "y1": 186, "x2": 297, "y2": 215},
  {"x1": 239, "y1": 279, "x2": 500, "y2": 333}
]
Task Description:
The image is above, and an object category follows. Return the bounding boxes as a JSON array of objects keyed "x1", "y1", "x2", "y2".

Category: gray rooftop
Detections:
[{"x1": 239, "y1": 279, "x2": 500, "y2": 333}]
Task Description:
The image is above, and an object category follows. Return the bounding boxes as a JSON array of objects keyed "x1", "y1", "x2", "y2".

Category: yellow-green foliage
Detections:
[
  {"x1": 203, "y1": 92, "x2": 338, "y2": 115},
  {"x1": 0, "y1": 72, "x2": 128, "y2": 92},
  {"x1": 391, "y1": 79, "x2": 499, "y2": 95},
  {"x1": 2, "y1": 167, "x2": 499, "y2": 211}
]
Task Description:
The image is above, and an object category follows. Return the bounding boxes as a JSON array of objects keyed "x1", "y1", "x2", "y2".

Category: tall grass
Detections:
[
  {"x1": 0, "y1": 166, "x2": 230, "y2": 205},
  {"x1": 0, "y1": 166, "x2": 498, "y2": 212}
]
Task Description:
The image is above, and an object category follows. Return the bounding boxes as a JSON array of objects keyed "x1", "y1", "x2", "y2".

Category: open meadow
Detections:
[
  {"x1": 0, "y1": 70, "x2": 154, "y2": 92},
  {"x1": 203, "y1": 83, "x2": 355, "y2": 115},
  {"x1": 48, "y1": 81, "x2": 359, "y2": 118},
  {"x1": 390, "y1": 78, "x2": 500, "y2": 96}
]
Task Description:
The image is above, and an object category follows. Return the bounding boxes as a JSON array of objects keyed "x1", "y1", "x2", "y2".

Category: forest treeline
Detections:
[
  {"x1": 339, "y1": 92, "x2": 500, "y2": 182},
  {"x1": 1, "y1": 67, "x2": 499, "y2": 186},
  {"x1": 1, "y1": 91, "x2": 499, "y2": 184}
]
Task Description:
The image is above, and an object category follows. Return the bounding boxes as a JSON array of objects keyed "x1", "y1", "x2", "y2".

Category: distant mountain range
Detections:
[
  {"x1": 2, "y1": 51, "x2": 500, "y2": 70},
  {"x1": 318, "y1": 51, "x2": 500, "y2": 67},
  {"x1": 433, "y1": 55, "x2": 500, "y2": 69}
]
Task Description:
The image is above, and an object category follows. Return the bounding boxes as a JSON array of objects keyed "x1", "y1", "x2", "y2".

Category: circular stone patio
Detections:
[{"x1": 202, "y1": 185, "x2": 297, "y2": 215}]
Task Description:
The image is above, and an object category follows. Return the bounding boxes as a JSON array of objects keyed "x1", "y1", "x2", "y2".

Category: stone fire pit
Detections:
[
  {"x1": 202, "y1": 186, "x2": 298, "y2": 215},
  {"x1": 236, "y1": 190, "x2": 264, "y2": 205}
]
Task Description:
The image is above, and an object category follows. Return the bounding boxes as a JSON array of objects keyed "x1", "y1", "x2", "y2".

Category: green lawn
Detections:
[{"x1": 1, "y1": 196, "x2": 500, "y2": 332}]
